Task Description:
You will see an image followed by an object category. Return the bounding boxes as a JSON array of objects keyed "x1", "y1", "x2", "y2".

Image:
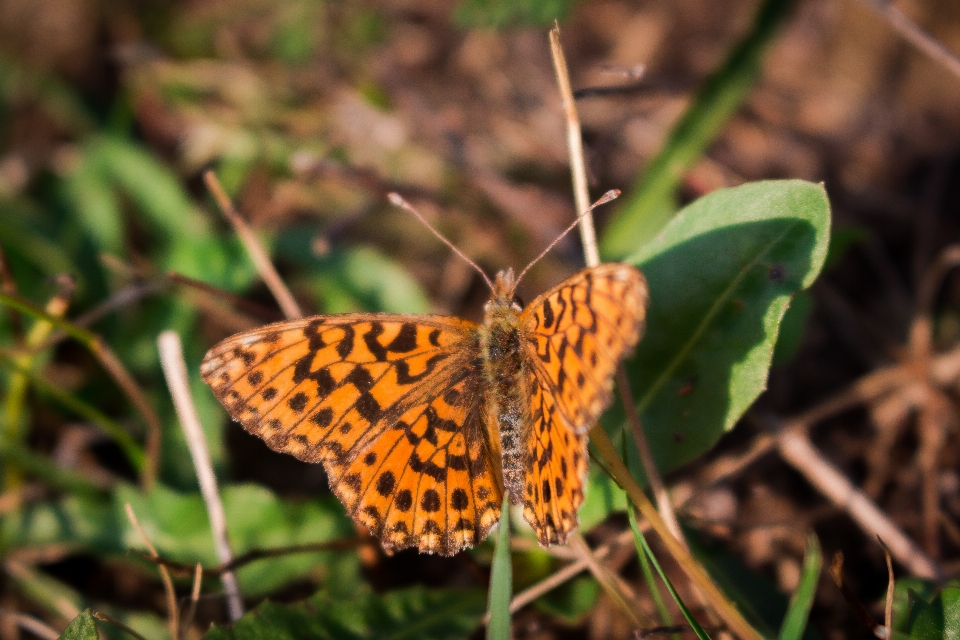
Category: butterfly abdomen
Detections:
[{"x1": 481, "y1": 298, "x2": 529, "y2": 505}]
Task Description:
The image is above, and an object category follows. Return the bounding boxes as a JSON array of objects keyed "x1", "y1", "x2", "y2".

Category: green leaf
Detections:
[
  {"x1": 117, "y1": 483, "x2": 359, "y2": 595},
  {"x1": 771, "y1": 289, "x2": 812, "y2": 366},
  {"x1": 904, "y1": 587, "x2": 960, "y2": 640},
  {"x1": 204, "y1": 586, "x2": 486, "y2": 640},
  {"x1": 91, "y1": 136, "x2": 209, "y2": 242},
  {"x1": 487, "y1": 490, "x2": 513, "y2": 640},
  {"x1": 287, "y1": 244, "x2": 431, "y2": 314},
  {"x1": 600, "y1": 0, "x2": 797, "y2": 257},
  {"x1": 892, "y1": 579, "x2": 958, "y2": 633},
  {"x1": 455, "y1": 0, "x2": 579, "y2": 27},
  {"x1": 58, "y1": 610, "x2": 97, "y2": 640},
  {"x1": 274, "y1": 227, "x2": 432, "y2": 313},
  {"x1": 61, "y1": 152, "x2": 125, "y2": 255},
  {"x1": 0, "y1": 200, "x2": 77, "y2": 278},
  {"x1": 614, "y1": 180, "x2": 830, "y2": 475},
  {"x1": 778, "y1": 535, "x2": 822, "y2": 640},
  {"x1": 1, "y1": 483, "x2": 358, "y2": 597}
]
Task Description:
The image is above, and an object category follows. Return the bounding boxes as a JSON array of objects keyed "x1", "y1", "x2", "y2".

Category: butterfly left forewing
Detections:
[
  {"x1": 518, "y1": 264, "x2": 648, "y2": 544},
  {"x1": 201, "y1": 314, "x2": 504, "y2": 555}
]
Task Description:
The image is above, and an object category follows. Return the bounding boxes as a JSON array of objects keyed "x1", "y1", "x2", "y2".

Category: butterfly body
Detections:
[
  {"x1": 479, "y1": 268, "x2": 534, "y2": 506},
  {"x1": 202, "y1": 263, "x2": 647, "y2": 555}
]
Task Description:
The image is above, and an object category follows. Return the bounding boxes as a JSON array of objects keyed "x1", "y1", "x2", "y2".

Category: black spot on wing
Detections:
[
  {"x1": 376, "y1": 471, "x2": 396, "y2": 497},
  {"x1": 336, "y1": 325, "x2": 355, "y2": 359},
  {"x1": 362, "y1": 322, "x2": 387, "y2": 361},
  {"x1": 420, "y1": 489, "x2": 441, "y2": 512},
  {"x1": 396, "y1": 490, "x2": 413, "y2": 512},
  {"x1": 387, "y1": 323, "x2": 418, "y2": 352},
  {"x1": 395, "y1": 353, "x2": 450, "y2": 384}
]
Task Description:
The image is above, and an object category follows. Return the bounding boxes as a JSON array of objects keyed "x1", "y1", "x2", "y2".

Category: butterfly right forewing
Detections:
[{"x1": 519, "y1": 264, "x2": 648, "y2": 545}]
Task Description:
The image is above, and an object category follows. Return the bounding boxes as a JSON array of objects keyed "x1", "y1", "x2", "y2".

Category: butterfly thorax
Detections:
[{"x1": 480, "y1": 269, "x2": 528, "y2": 505}]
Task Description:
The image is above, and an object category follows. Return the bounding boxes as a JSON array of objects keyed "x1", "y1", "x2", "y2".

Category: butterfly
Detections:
[{"x1": 201, "y1": 257, "x2": 647, "y2": 556}]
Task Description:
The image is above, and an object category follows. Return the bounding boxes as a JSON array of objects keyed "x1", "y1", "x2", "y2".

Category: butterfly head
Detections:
[{"x1": 487, "y1": 268, "x2": 524, "y2": 314}]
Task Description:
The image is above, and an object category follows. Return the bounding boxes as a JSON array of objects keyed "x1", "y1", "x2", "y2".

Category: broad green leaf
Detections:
[
  {"x1": 204, "y1": 586, "x2": 486, "y2": 640},
  {"x1": 487, "y1": 490, "x2": 512, "y2": 640},
  {"x1": 313, "y1": 246, "x2": 432, "y2": 314},
  {"x1": 904, "y1": 587, "x2": 960, "y2": 640},
  {"x1": 58, "y1": 610, "x2": 97, "y2": 640},
  {"x1": 778, "y1": 535, "x2": 822, "y2": 640},
  {"x1": 771, "y1": 290, "x2": 812, "y2": 366},
  {"x1": 612, "y1": 180, "x2": 830, "y2": 475},
  {"x1": 600, "y1": 0, "x2": 797, "y2": 257},
  {"x1": 1, "y1": 483, "x2": 358, "y2": 596}
]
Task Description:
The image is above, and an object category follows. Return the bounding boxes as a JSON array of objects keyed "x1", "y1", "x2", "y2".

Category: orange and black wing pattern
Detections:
[
  {"x1": 519, "y1": 264, "x2": 648, "y2": 545},
  {"x1": 201, "y1": 315, "x2": 503, "y2": 556}
]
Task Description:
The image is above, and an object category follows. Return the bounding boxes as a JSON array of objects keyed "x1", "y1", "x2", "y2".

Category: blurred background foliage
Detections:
[{"x1": 0, "y1": 0, "x2": 959, "y2": 637}]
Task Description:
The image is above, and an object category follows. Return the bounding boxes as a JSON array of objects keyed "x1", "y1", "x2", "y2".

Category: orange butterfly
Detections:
[{"x1": 202, "y1": 235, "x2": 647, "y2": 556}]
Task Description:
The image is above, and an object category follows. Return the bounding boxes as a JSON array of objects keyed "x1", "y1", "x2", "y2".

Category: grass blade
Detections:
[
  {"x1": 628, "y1": 509, "x2": 711, "y2": 640},
  {"x1": 778, "y1": 534, "x2": 822, "y2": 640},
  {"x1": 628, "y1": 506, "x2": 675, "y2": 632},
  {"x1": 487, "y1": 491, "x2": 512, "y2": 640}
]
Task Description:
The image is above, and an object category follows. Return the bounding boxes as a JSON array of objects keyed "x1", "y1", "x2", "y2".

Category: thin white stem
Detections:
[{"x1": 158, "y1": 331, "x2": 244, "y2": 621}]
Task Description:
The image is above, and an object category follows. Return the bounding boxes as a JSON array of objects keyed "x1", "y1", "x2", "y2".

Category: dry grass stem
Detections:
[
  {"x1": 0, "y1": 609, "x2": 60, "y2": 640},
  {"x1": 92, "y1": 611, "x2": 150, "y2": 640},
  {"x1": 509, "y1": 528, "x2": 637, "y2": 614},
  {"x1": 880, "y1": 539, "x2": 895, "y2": 636},
  {"x1": 858, "y1": 0, "x2": 960, "y2": 81},
  {"x1": 157, "y1": 331, "x2": 244, "y2": 621},
  {"x1": 590, "y1": 426, "x2": 764, "y2": 640},
  {"x1": 179, "y1": 563, "x2": 204, "y2": 638},
  {"x1": 203, "y1": 170, "x2": 303, "y2": 320},
  {"x1": 549, "y1": 25, "x2": 599, "y2": 268},
  {"x1": 94, "y1": 342, "x2": 161, "y2": 489},
  {"x1": 775, "y1": 427, "x2": 941, "y2": 580},
  {"x1": 124, "y1": 503, "x2": 179, "y2": 639},
  {"x1": 616, "y1": 367, "x2": 687, "y2": 549},
  {"x1": 568, "y1": 533, "x2": 647, "y2": 628}
]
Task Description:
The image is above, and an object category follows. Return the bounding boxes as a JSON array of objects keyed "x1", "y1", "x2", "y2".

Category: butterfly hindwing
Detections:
[
  {"x1": 201, "y1": 314, "x2": 503, "y2": 555},
  {"x1": 519, "y1": 264, "x2": 648, "y2": 544}
]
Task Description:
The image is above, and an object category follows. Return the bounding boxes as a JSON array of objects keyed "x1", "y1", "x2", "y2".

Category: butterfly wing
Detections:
[
  {"x1": 201, "y1": 314, "x2": 503, "y2": 556},
  {"x1": 519, "y1": 264, "x2": 648, "y2": 545}
]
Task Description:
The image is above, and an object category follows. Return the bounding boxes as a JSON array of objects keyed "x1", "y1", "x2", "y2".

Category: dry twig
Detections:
[
  {"x1": 125, "y1": 503, "x2": 180, "y2": 639},
  {"x1": 204, "y1": 171, "x2": 303, "y2": 321}
]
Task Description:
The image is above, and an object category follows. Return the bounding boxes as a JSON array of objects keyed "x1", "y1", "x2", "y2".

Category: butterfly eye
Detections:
[{"x1": 511, "y1": 294, "x2": 525, "y2": 310}]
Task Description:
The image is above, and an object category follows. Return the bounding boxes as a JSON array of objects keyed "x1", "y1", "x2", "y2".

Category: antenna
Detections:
[
  {"x1": 514, "y1": 189, "x2": 621, "y2": 287},
  {"x1": 387, "y1": 193, "x2": 495, "y2": 293}
]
